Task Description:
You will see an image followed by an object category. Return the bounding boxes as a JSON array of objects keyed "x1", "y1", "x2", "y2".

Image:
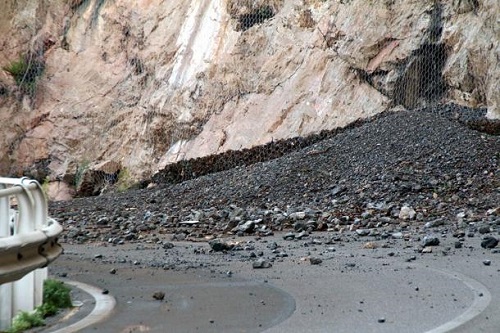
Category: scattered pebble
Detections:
[
  {"x1": 152, "y1": 291, "x2": 165, "y2": 301},
  {"x1": 253, "y1": 259, "x2": 272, "y2": 269},
  {"x1": 363, "y1": 242, "x2": 378, "y2": 249},
  {"x1": 163, "y1": 242, "x2": 175, "y2": 249},
  {"x1": 421, "y1": 247, "x2": 433, "y2": 253},
  {"x1": 309, "y1": 257, "x2": 323, "y2": 265},
  {"x1": 481, "y1": 236, "x2": 499, "y2": 249},
  {"x1": 422, "y1": 236, "x2": 440, "y2": 247},
  {"x1": 209, "y1": 239, "x2": 233, "y2": 252}
]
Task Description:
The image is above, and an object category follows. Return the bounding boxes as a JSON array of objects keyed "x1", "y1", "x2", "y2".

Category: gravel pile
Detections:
[{"x1": 49, "y1": 105, "x2": 500, "y2": 245}]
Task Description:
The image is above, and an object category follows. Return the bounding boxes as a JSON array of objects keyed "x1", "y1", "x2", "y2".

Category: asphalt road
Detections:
[{"x1": 38, "y1": 231, "x2": 500, "y2": 333}]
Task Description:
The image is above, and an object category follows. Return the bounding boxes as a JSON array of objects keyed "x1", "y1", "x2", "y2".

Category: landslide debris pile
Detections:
[{"x1": 50, "y1": 105, "x2": 500, "y2": 244}]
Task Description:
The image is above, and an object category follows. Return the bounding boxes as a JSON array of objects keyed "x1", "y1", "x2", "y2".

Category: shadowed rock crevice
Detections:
[
  {"x1": 237, "y1": 6, "x2": 275, "y2": 31},
  {"x1": 354, "y1": 2, "x2": 448, "y2": 109},
  {"x1": 393, "y1": 43, "x2": 448, "y2": 109},
  {"x1": 393, "y1": 2, "x2": 447, "y2": 109}
]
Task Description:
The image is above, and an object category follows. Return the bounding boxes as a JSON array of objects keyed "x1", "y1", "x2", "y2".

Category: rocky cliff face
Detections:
[{"x1": 0, "y1": 0, "x2": 498, "y2": 199}]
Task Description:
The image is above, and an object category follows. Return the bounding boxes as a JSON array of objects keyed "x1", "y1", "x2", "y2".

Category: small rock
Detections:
[
  {"x1": 209, "y1": 239, "x2": 233, "y2": 252},
  {"x1": 109, "y1": 268, "x2": 117, "y2": 275},
  {"x1": 362, "y1": 242, "x2": 378, "y2": 249},
  {"x1": 482, "y1": 260, "x2": 491, "y2": 266},
  {"x1": 309, "y1": 257, "x2": 323, "y2": 265},
  {"x1": 283, "y1": 232, "x2": 295, "y2": 240},
  {"x1": 478, "y1": 225, "x2": 491, "y2": 234},
  {"x1": 454, "y1": 241, "x2": 463, "y2": 249},
  {"x1": 234, "y1": 220, "x2": 256, "y2": 233},
  {"x1": 290, "y1": 211, "x2": 306, "y2": 220},
  {"x1": 422, "y1": 236, "x2": 440, "y2": 247},
  {"x1": 268, "y1": 242, "x2": 279, "y2": 250},
  {"x1": 96, "y1": 217, "x2": 109, "y2": 226},
  {"x1": 421, "y1": 246, "x2": 433, "y2": 253},
  {"x1": 296, "y1": 231, "x2": 309, "y2": 240},
  {"x1": 102, "y1": 289, "x2": 109, "y2": 295},
  {"x1": 293, "y1": 221, "x2": 306, "y2": 231},
  {"x1": 179, "y1": 220, "x2": 199, "y2": 225},
  {"x1": 481, "y1": 236, "x2": 499, "y2": 249},
  {"x1": 425, "y1": 219, "x2": 445, "y2": 228},
  {"x1": 173, "y1": 233, "x2": 186, "y2": 241},
  {"x1": 94, "y1": 254, "x2": 103, "y2": 259},
  {"x1": 486, "y1": 208, "x2": 498, "y2": 216},
  {"x1": 378, "y1": 317, "x2": 386, "y2": 323},
  {"x1": 311, "y1": 238, "x2": 322, "y2": 245},
  {"x1": 356, "y1": 229, "x2": 370, "y2": 236},
  {"x1": 152, "y1": 291, "x2": 165, "y2": 301},
  {"x1": 391, "y1": 232, "x2": 403, "y2": 239},
  {"x1": 399, "y1": 206, "x2": 416, "y2": 220},
  {"x1": 253, "y1": 259, "x2": 272, "y2": 269},
  {"x1": 306, "y1": 220, "x2": 318, "y2": 231},
  {"x1": 163, "y1": 242, "x2": 175, "y2": 249}
]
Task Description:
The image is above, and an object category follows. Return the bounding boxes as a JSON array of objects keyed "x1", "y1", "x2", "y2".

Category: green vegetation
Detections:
[
  {"x1": 41, "y1": 176, "x2": 50, "y2": 196},
  {"x1": 2, "y1": 53, "x2": 44, "y2": 96},
  {"x1": 116, "y1": 167, "x2": 134, "y2": 192},
  {"x1": 39, "y1": 279, "x2": 72, "y2": 317},
  {"x1": 7, "y1": 311, "x2": 44, "y2": 333},
  {"x1": 75, "y1": 160, "x2": 90, "y2": 188},
  {"x1": 5, "y1": 279, "x2": 72, "y2": 333}
]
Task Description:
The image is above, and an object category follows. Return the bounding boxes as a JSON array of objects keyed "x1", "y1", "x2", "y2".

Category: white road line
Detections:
[
  {"x1": 424, "y1": 267, "x2": 492, "y2": 333},
  {"x1": 51, "y1": 280, "x2": 116, "y2": 333}
]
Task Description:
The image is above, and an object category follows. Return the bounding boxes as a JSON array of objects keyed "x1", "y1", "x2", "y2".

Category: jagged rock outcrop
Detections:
[{"x1": 0, "y1": 0, "x2": 498, "y2": 199}]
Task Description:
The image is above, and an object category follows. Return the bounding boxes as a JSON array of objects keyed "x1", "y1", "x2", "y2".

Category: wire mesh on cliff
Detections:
[{"x1": 0, "y1": 0, "x2": 495, "y2": 199}]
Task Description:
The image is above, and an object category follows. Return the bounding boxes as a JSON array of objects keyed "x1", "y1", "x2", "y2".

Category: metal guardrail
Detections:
[{"x1": 0, "y1": 177, "x2": 63, "y2": 330}]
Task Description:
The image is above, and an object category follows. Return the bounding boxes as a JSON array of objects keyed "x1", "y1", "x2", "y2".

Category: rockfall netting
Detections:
[{"x1": 0, "y1": 0, "x2": 497, "y2": 198}]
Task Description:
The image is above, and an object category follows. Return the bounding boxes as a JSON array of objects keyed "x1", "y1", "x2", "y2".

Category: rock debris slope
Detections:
[{"x1": 50, "y1": 106, "x2": 500, "y2": 244}]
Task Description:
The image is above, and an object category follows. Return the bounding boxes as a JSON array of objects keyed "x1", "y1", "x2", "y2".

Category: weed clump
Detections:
[
  {"x1": 5, "y1": 279, "x2": 72, "y2": 333},
  {"x1": 2, "y1": 52, "x2": 44, "y2": 96}
]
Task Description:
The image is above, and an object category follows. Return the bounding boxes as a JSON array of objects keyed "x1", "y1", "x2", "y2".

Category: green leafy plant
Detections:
[
  {"x1": 2, "y1": 53, "x2": 44, "y2": 96},
  {"x1": 4, "y1": 279, "x2": 72, "y2": 332},
  {"x1": 39, "y1": 279, "x2": 72, "y2": 317},
  {"x1": 7, "y1": 311, "x2": 44, "y2": 333}
]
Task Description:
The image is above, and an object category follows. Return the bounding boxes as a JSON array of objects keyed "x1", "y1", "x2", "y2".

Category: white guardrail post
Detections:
[{"x1": 0, "y1": 177, "x2": 63, "y2": 330}]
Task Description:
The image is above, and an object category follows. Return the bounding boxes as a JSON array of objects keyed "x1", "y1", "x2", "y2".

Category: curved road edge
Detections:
[
  {"x1": 424, "y1": 267, "x2": 492, "y2": 333},
  {"x1": 51, "y1": 280, "x2": 116, "y2": 333}
]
